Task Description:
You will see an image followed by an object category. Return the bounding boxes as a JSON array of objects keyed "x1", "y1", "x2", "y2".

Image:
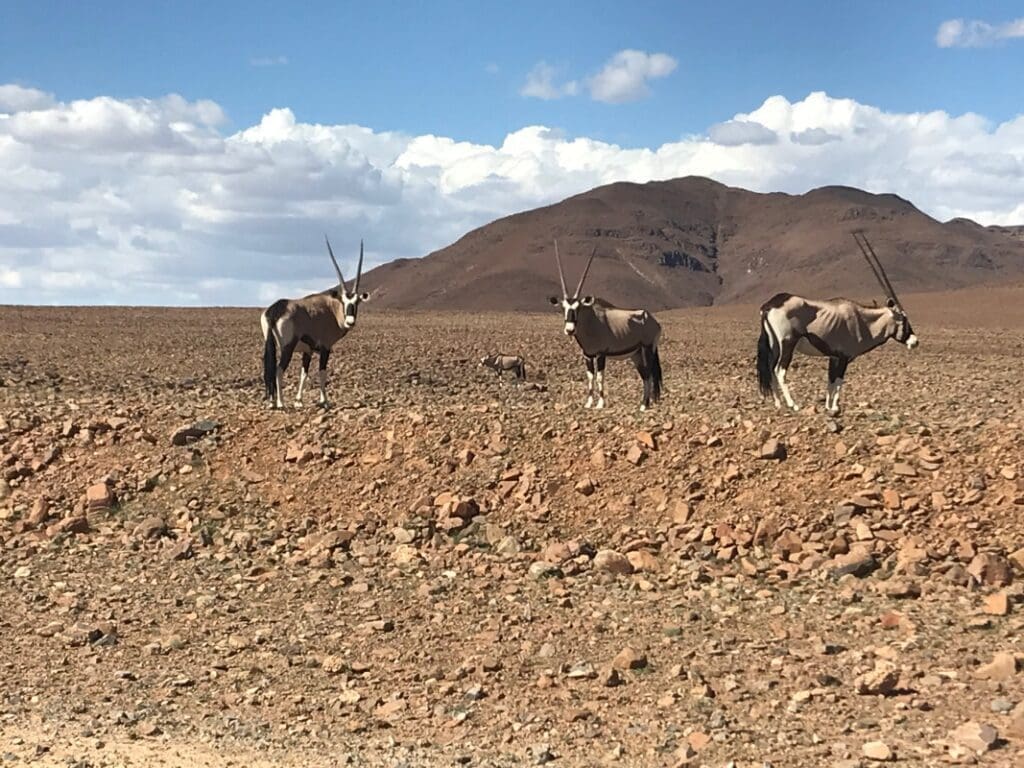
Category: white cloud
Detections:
[
  {"x1": 519, "y1": 62, "x2": 578, "y2": 100},
  {"x1": 587, "y1": 50, "x2": 677, "y2": 104},
  {"x1": 250, "y1": 55, "x2": 289, "y2": 67},
  {"x1": 1, "y1": 87, "x2": 1023, "y2": 305},
  {"x1": 709, "y1": 120, "x2": 778, "y2": 146},
  {"x1": 936, "y1": 17, "x2": 1024, "y2": 48},
  {"x1": 0, "y1": 84, "x2": 56, "y2": 113}
]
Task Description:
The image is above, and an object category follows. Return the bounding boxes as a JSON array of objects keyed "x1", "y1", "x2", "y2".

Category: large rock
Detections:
[{"x1": 593, "y1": 549, "x2": 634, "y2": 575}]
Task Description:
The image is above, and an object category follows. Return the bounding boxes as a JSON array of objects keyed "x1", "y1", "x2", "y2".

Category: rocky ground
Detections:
[{"x1": 1, "y1": 291, "x2": 1023, "y2": 767}]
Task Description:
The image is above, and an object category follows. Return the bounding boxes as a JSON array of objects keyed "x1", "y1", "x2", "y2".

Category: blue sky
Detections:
[
  {"x1": 2, "y1": 1, "x2": 1024, "y2": 304},
  {"x1": 3, "y1": 0, "x2": 1022, "y2": 147}
]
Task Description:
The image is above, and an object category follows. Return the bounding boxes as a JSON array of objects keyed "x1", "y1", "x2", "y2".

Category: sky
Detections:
[{"x1": 1, "y1": 0, "x2": 1024, "y2": 305}]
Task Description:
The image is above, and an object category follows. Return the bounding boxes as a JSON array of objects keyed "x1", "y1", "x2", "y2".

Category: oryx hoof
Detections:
[
  {"x1": 639, "y1": 404, "x2": 647, "y2": 412},
  {"x1": 584, "y1": 398, "x2": 594, "y2": 409},
  {"x1": 317, "y1": 401, "x2": 332, "y2": 410},
  {"x1": 595, "y1": 399, "x2": 606, "y2": 410},
  {"x1": 789, "y1": 404, "x2": 802, "y2": 413}
]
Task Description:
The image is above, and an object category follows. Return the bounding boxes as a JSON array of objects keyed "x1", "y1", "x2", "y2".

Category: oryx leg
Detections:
[
  {"x1": 595, "y1": 356, "x2": 607, "y2": 409},
  {"x1": 826, "y1": 357, "x2": 848, "y2": 415},
  {"x1": 275, "y1": 338, "x2": 298, "y2": 410},
  {"x1": 775, "y1": 339, "x2": 799, "y2": 412},
  {"x1": 584, "y1": 356, "x2": 596, "y2": 408},
  {"x1": 317, "y1": 349, "x2": 331, "y2": 408},
  {"x1": 295, "y1": 352, "x2": 312, "y2": 405}
]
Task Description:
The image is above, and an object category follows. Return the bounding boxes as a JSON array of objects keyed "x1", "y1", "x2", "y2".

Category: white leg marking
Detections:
[
  {"x1": 595, "y1": 371, "x2": 605, "y2": 409},
  {"x1": 295, "y1": 367, "x2": 307, "y2": 404},
  {"x1": 776, "y1": 367, "x2": 799, "y2": 411},
  {"x1": 585, "y1": 370, "x2": 595, "y2": 409},
  {"x1": 831, "y1": 377, "x2": 844, "y2": 415},
  {"x1": 275, "y1": 368, "x2": 285, "y2": 409},
  {"x1": 318, "y1": 369, "x2": 329, "y2": 407}
]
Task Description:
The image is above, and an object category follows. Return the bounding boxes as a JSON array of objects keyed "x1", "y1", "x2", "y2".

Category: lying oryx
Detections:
[
  {"x1": 261, "y1": 237, "x2": 370, "y2": 409},
  {"x1": 480, "y1": 353, "x2": 527, "y2": 380},
  {"x1": 757, "y1": 231, "x2": 918, "y2": 415},
  {"x1": 548, "y1": 241, "x2": 663, "y2": 410}
]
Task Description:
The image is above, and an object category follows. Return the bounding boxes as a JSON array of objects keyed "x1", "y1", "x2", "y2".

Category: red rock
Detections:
[
  {"x1": 593, "y1": 549, "x2": 633, "y2": 575},
  {"x1": 983, "y1": 592, "x2": 1009, "y2": 616},
  {"x1": 968, "y1": 553, "x2": 1013, "y2": 586},
  {"x1": 86, "y1": 482, "x2": 115, "y2": 510},
  {"x1": 975, "y1": 651, "x2": 1017, "y2": 681},
  {"x1": 759, "y1": 439, "x2": 786, "y2": 460},
  {"x1": 635, "y1": 431, "x2": 657, "y2": 450},
  {"x1": 612, "y1": 646, "x2": 648, "y2": 670},
  {"x1": 625, "y1": 445, "x2": 646, "y2": 466},
  {"x1": 626, "y1": 549, "x2": 660, "y2": 573}
]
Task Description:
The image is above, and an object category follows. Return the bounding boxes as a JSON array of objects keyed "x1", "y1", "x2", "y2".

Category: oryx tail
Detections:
[
  {"x1": 263, "y1": 299, "x2": 288, "y2": 401},
  {"x1": 757, "y1": 314, "x2": 779, "y2": 398}
]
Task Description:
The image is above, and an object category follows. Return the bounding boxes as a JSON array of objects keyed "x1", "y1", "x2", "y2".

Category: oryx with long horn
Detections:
[
  {"x1": 261, "y1": 237, "x2": 371, "y2": 409},
  {"x1": 548, "y1": 240, "x2": 663, "y2": 411},
  {"x1": 756, "y1": 231, "x2": 919, "y2": 415}
]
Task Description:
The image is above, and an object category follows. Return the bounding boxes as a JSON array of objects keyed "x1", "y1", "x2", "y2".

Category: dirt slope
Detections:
[{"x1": 360, "y1": 177, "x2": 1024, "y2": 311}]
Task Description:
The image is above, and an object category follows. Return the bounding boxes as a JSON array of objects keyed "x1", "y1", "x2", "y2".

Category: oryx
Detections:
[
  {"x1": 756, "y1": 231, "x2": 919, "y2": 415},
  {"x1": 548, "y1": 241, "x2": 663, "y2": 410},
  {"x1": 480, "y1": 353, "x2": 527, "y2": 380},
  {"x1": 261, "y1": 237, "x2": 370, "y2": 409}
]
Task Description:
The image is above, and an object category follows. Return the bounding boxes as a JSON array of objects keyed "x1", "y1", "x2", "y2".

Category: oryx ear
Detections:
[
  {"x1": 548, "y1": 296, "x2": 561, "y2": 306},
  {"x1": 886, "y1": 298, "x2": 896, "y2": 309},
  {"x1": 580, "y1": 295, "x2": 595, "y2": 306},
  {"x1": 359, "y1": 292, "x2": 371, "y2": 302}
]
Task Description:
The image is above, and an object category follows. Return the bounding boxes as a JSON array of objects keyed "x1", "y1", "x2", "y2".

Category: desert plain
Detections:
[{"x1": 1, "y1": 285, "x2": 1023, "y2": 767}]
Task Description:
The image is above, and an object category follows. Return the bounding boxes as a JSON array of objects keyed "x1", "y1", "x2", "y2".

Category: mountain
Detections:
[{"x1": 360, "y1": 176, "x2": 1024, "y2": 311}]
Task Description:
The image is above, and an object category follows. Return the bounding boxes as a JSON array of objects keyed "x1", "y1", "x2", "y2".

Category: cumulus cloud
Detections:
[
  {"x1": 587, "y1": 50, "x2": 677, "y2": 104},
  {"x1": 936, "y1": 17, "x2": 1024, "y2": 48},
  {"x1": 1, "y1": 87, "x2": 1023, "y2": 305},
  {"x1": 709, "y1": 120, "x2": 778, "y2": 146},
  {"x1": 519, "y1": 62, "x2": 578, "y2": 100},
  {"x1": 0, "y1": 84, "x2": 56, "y2": 113}
]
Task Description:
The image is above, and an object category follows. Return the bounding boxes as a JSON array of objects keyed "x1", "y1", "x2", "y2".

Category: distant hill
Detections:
[{"x1": 359, "y1": 176, "x2": 1024, "y2": 311}]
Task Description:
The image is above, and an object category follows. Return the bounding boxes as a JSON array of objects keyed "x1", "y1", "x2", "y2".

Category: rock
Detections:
[
  {"x1": 593, "y1": 549, "x2": 633, "y2": 575},
  {"x1": 626, "y1": 549, "x2": 660, "y2": 573},
  {"x1": 574, "y1": 477, "x2": 596, "y2": 496},
  {"x1": 625, "y1": 445, "x2": 646, "y2": 466},
  {"x1": 876, "y1": 579, "x2": 921, "y2": 599},
  {"x1": 892, "y1": 462, "x2": 917, "y2": 477},
  {"x1": 975, "y1": 651, "x2": 1018, "y2": 681},
  {"x1": 862, "y1": 741, "x2": 893, "y2": 761},
  {"x1": 855, "y1": 664, "x2": 901, "y2": 696},
  {"x1": 968, "y1": 553, "x2": 1013, "y2": 586},
  {"x1": 134, "y1": 515, "x2": 168, "y2": 540},
  {"x1": 374, "y1": 698, "x2": 407, "y2": 720},
  {"x1": 86, "y1": 482, "x2": 115, "y2": 510},
  {"x1": 528, "y1": 561, "x2": 562, "y2": 580},
  {"x1": 166, "y1": 537, "x2": 194, "y2": 561},
  {"x1": 612, "y1": 647, "x2": 647, "y2": 670},
  {"x1": 830, "y1": 548, "x2": 878, "y2": 579},
  {"x1": 983, "y1": 592, "x2": 1009, "y2": 616},
  {"x1": 759, "y1": 439, "x2": 787, "y2": 460},
  {"x1": 635, "y1": 431, "x2": 657, "y2": 450},
  {"x1": 135, "y1": 720, "x2": 161, "y2": 738},
  {"x1": 27, "y1": 497, "x2": 50, "y2": 527},
  {"x1": 170, "y1": 420, "x2": 219, "y2": 446},
  {"x1": 949, "y1": 721, "x2": 998, "y2": 754},
  {"x1": 881, "y1": 489, "x2": 901, "y2": 510},
  {"x1": 599, "y1": 666, "x2": 623, "y2": 687}
]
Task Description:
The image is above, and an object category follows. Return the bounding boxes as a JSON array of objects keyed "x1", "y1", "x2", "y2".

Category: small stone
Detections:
[
  {"x1": 166, "y1": 537, "x2": 194, "y2": 561},
  {"x1": 611, "y1": 647, "x2": 647, "y2": 671},
  {"x1": 855, "y1": 664, "x2": 901, "y2": 696},
  {"x1": 528, "y1": 561, "x2": 562, "y2": 580},
  {"x1": 134, "y1": 515, "x2": 168, "y2": 540},
  {"x1": 86, "y1": 482, "x2": 115, "y2": 510},
  {"x1": 831, "y1": 549, "x2": 878, "y2": 579},
  {"x1": 625, "y1": 445, "x2": 646, "y2": 466},
  {"x1": 983, "y1": 592, "x2": 1009, "y2": 616},
  {"x1": 968, "y1": 553, "x2": 1013, "y2": 586},
  {"x1": 635, "y1": 431, "x2": 657, "y2": 450},
  {"x1": 574, "y1": 477, "x2": 596, "y2": 496},
  {"x1": 374, "y1": 698, "x2": 407, "y2": 720},
  {"x1": 862, "y1": 741, "x2": 893, "y2": 761},
  {"x1": 593, "y1": 549, "x2": 633, "y2": 575},
  {"x1": 976, "y1": 652, "x2": 1018, "y2": 681},
  {"x1": 892, "y1": 462, "x2": 917, "y2": 477},
  {"x1": 949, "y1": 721, "x2": 998, "y2": 754},
  {"x1": 600, "y1": 666, "x2": 623, "y2": 687},
  {"x1": 759, "y1": 439, "x2": 787, "y2": 460},
  {"x1": 135, "y1": 720, "x2": 161, "y2": 738},
  {"x1": 626, "y1": 549, "x2": 660, "y2": 573}
]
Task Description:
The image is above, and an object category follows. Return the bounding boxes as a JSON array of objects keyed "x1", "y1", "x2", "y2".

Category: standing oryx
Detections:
[
  {"x1": 757, "y1": 231, "x2": 919, "y2": 415},
  {"x1": 261, "y1": 237, "x2": 370, "y2": 409},
  {"x1": 479, "y1": 353, "x2": 527, "y2": 380},
  {"x1": 548, "y1": 241, "x2": 663, "y2": 411}
]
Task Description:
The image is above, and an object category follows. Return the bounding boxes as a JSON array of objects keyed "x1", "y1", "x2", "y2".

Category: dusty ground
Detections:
[{"x1": 1, "y1": 288, "x2": 1023, "y2": 767}]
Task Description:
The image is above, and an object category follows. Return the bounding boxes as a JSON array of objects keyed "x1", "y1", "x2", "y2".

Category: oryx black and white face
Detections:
[
  {"x1": 886, "y1": 299, "x2": 918, "y2": 349},
  {"x1": 340, "y1": 290, "x2": 370, "y2": 329},
  {"x1": 548, "y1": 295, "x2": 595, "y2": 336},
  {"x1": 325, "y1": 236, "x2": 368, "y2": 329}
]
